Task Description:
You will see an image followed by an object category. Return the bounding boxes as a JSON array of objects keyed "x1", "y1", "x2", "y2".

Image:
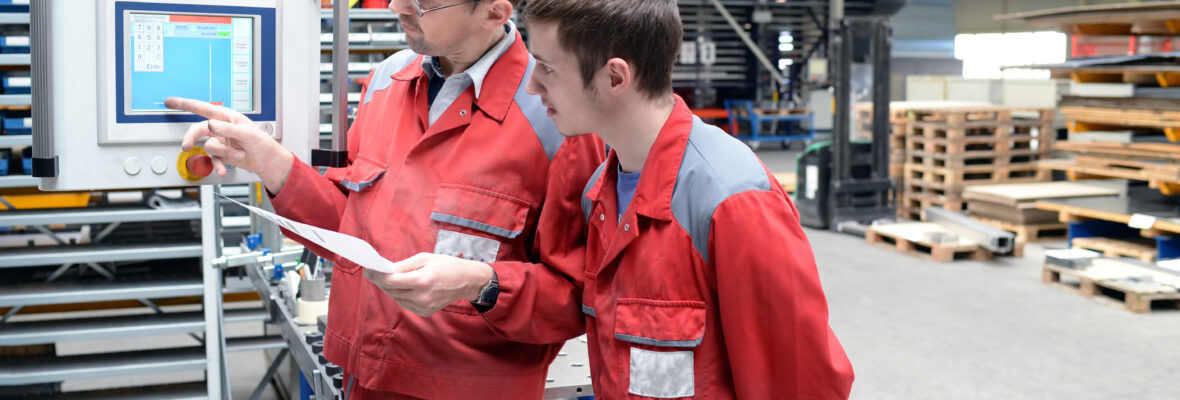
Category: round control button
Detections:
[
  {"x1": 123, "y1": 157, "x2": 142, "y2": 176},
  {"x1": 176, "y1": 147, "x2": 214, "y2": 182},
  {"x1": 185, "y1": 154, "x2": 213, "y2": 178},
  {"x1": 150, "y1": 156, "x2": 169, "y2": 175},
  {"x1": 260, "y1": 122, "x2": 275, "y2": 137}
]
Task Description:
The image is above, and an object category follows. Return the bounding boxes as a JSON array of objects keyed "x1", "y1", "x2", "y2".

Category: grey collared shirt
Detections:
[{"x1": 422, "y1": 21, "x2": 517, "y2": 126}]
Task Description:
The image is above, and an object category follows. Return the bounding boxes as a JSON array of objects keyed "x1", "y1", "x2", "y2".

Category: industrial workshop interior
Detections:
[{"x1": 4, "y1": 0, "x2": 1180, "y2": 398}]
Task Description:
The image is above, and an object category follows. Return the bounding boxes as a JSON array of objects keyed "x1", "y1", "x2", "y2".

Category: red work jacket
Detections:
[
  {"x1": 578, "y1": 96, "x2": 853, "y2": 398},
  {"x1": 271, "y1": 33, "x2": 603, "y2": 398}
]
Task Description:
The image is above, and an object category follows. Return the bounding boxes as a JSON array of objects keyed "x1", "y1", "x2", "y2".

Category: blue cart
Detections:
[{"x1": 723, "y1": 99, "x2": 814, "y2": 149}]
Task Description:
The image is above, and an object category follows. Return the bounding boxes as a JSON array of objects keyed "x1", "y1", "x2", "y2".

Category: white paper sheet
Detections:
[{"x1": 219, "y1": 194, "x2": 397, "y2": 273}]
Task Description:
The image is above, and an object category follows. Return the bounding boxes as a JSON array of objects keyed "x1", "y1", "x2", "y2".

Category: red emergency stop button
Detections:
[
  {"x1": 187, "y1": 154, "x2": 214, "y2": 178},
  {"x1": 177, "y1": 147, "x2": 214, "y2": 182}
]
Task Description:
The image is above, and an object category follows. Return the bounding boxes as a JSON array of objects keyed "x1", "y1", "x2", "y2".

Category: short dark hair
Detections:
[{"x1": 522, "y1": 0, "x2": 681, "y2": 99}]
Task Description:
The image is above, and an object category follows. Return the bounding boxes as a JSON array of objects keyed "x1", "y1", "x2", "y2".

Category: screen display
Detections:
[{"x1": 127, "y1": 12, "x2": 255, "y2": 112}]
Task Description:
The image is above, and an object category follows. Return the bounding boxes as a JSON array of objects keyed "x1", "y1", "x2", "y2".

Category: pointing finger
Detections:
[{"x1": 165, "y1": 97, "x2": 240, "y2": 122}]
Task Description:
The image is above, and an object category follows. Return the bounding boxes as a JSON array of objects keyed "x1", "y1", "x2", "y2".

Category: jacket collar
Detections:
[
  {"x1": 420, "y1": 22, "x2": 517, "y2": 100},
  {"x1": 586, "y1": 95, "x2": 695, "y2": 222},
  {"x1": 390, "y1": 29, "x2": 528, "y2": 124}
]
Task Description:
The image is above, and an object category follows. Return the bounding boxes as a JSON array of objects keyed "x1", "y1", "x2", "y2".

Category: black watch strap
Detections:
[{"x1": 471, "y1": 268, "x2": 500, "y2": 313}]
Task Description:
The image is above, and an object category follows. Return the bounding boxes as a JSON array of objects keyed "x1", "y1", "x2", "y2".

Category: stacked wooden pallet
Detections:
[
  {"x1": 1039, "y1": 141, "x2": 1180, "y2": 194},
  {"x1": 1059, "y1": 96, "x2": 1180, "y2": 142},
  {"x1": 962, "y1": 181, "x2": 1120, "y2": 242},
  {"x1": 899, "y1": 107, "x2": 1056, "y2": 220},
  {"x1": 853, "y1": 101, "x2": 993, "y2": 198},
  {"x1": 854, "y1": 103, "x2": 910, "y2": 179}
]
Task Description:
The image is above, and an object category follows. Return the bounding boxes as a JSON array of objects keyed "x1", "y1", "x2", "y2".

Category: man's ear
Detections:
[
  {"x1": 604, "y1": 58, "x2": 631, "y2": 96},
  {"x1": 481, "y1": 0, "x2": 513, "y2": 29}
]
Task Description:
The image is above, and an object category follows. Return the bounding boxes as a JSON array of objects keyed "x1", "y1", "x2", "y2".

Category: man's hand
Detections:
[
  {"x1": 165, "y1": 97, "x2": 294, "y2": 193},
  {"x1": 364, "y1": 252, "x2": 495, "y2": 317}
]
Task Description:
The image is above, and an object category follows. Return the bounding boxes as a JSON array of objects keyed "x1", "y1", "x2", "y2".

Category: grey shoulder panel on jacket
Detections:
[
  {"x1": 670, "y1": 116, "x2": 773, "y2": 263},
  {"x1": 514, "y1": 56, "x2": 564, "y2": 161},
  {"x1": 581, "y1": 162, "x2": 608, "y2": 224},
  {"x1": 362, "y1": 49, "x2": 420, "y2": 106}
]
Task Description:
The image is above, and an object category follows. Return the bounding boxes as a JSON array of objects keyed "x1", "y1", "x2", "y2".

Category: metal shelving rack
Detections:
[
  {"x1": 0, "y1": 7, "x2": 31, "y2": 187},
  {"x1": 317, "y1": 8, "x2": 404, "y2": 150},
  {"x1": 0, "y1": 6, "x2": 281, "y2": 398},
  {"x1": 0, "y1": 186, "x2": 287, "y2": 399}
]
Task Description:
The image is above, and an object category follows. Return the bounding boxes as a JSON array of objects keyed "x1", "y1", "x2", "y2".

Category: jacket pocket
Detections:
[
  {"x1": 429, "y1": 184, "x2": 531, "y2": 263},
  {"x1": 335, "y1": 155, "x2": 389, "y2": 274},
  {"x1": 340, "y1": 154, "x2": 387, "y2": 193},
  {"x1": 614, "y1": 298, "x2": 706, "y2": 399}
]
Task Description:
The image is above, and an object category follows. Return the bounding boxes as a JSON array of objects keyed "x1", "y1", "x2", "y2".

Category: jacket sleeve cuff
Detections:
[{"x1": 269, "y1": 154, "x2": 317, "y2": 214}]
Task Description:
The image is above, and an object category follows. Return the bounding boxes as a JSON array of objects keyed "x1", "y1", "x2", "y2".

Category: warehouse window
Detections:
[{"x1": 954, "y1": 31, "x2": 1066, "y2": 79}]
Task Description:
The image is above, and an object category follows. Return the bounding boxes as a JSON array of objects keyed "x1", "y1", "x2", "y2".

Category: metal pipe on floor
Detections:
[{"x1": 924, "y1": 206, "x2": 1016, "y2": 254}]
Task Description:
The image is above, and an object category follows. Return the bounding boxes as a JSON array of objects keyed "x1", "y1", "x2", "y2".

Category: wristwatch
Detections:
[{"x1": 471, "y1": 268, "x2": 500, "y2": 313}]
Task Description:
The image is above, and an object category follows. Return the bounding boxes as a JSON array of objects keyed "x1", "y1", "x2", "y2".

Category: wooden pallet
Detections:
[
  {"x1": 889, "y1": 163, "x2": 905, "y2": 179},
  {"x1": 901, "y1": 192, "x2": 967, "y2": 214},
  {"x1": 1039, "y1": 159, "x2": 1180, "y2": 187},
  {"x1": 1062, "y1": 106, "x2": 1180, "y2": 131},
  {"x1": 865, "y1": 222, "x2": 992, "y2": 262},
  {"x1": 907, "y1": 121, "x2": 1014, "y2": 140},
  {"x1": 906, "y1": 149, "x2": 1049, "y2": 169},
  {"x1": 972, "y1": 216, "x2": 1067, "y2": 242},
  {"x1": 905, "y1": 180, "x2": 953, "y2": 199},
  {"x1": 905, "y1": 163, "x2": 1049, "y2": 186},
  {"x1": 907, "y1": 134, "x2": 1046, "y2": 155},
  {"x1": 1042, "y1": 262, "x2": 1180, "y2": 313},
  {"x1": 1034, "y1": 198, "x2": 1180, "y2": 236},
  {"x1": 1071, "y1": 236, "x2": 1157, "y2": 262},
  {"x1": 1073, "y1": 155, "x2": 1180, "y2": 178},
  {"x1": 907, "y1": 120, "x2": 1054, "y2": 140},
  {"x1": 909, "y1": 108, "x2": 1055, "y2": 126},
  {"x1": 1056, "y1": 141, "x2": 1180, "y2": 164}
]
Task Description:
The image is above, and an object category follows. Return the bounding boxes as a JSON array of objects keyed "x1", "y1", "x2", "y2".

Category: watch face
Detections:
[{"x1": 478, "y1": 284, "x2": 500, "y2": 306}]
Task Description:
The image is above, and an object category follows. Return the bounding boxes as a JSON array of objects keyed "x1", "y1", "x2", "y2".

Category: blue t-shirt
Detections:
[{"x1": 616, "y1": 166, "x2": 642, "y2": 220}]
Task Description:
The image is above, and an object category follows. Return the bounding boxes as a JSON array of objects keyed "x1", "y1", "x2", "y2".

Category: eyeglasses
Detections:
[{"x1": 411, "y1": 0, "x2": 479, "y2": 17}]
